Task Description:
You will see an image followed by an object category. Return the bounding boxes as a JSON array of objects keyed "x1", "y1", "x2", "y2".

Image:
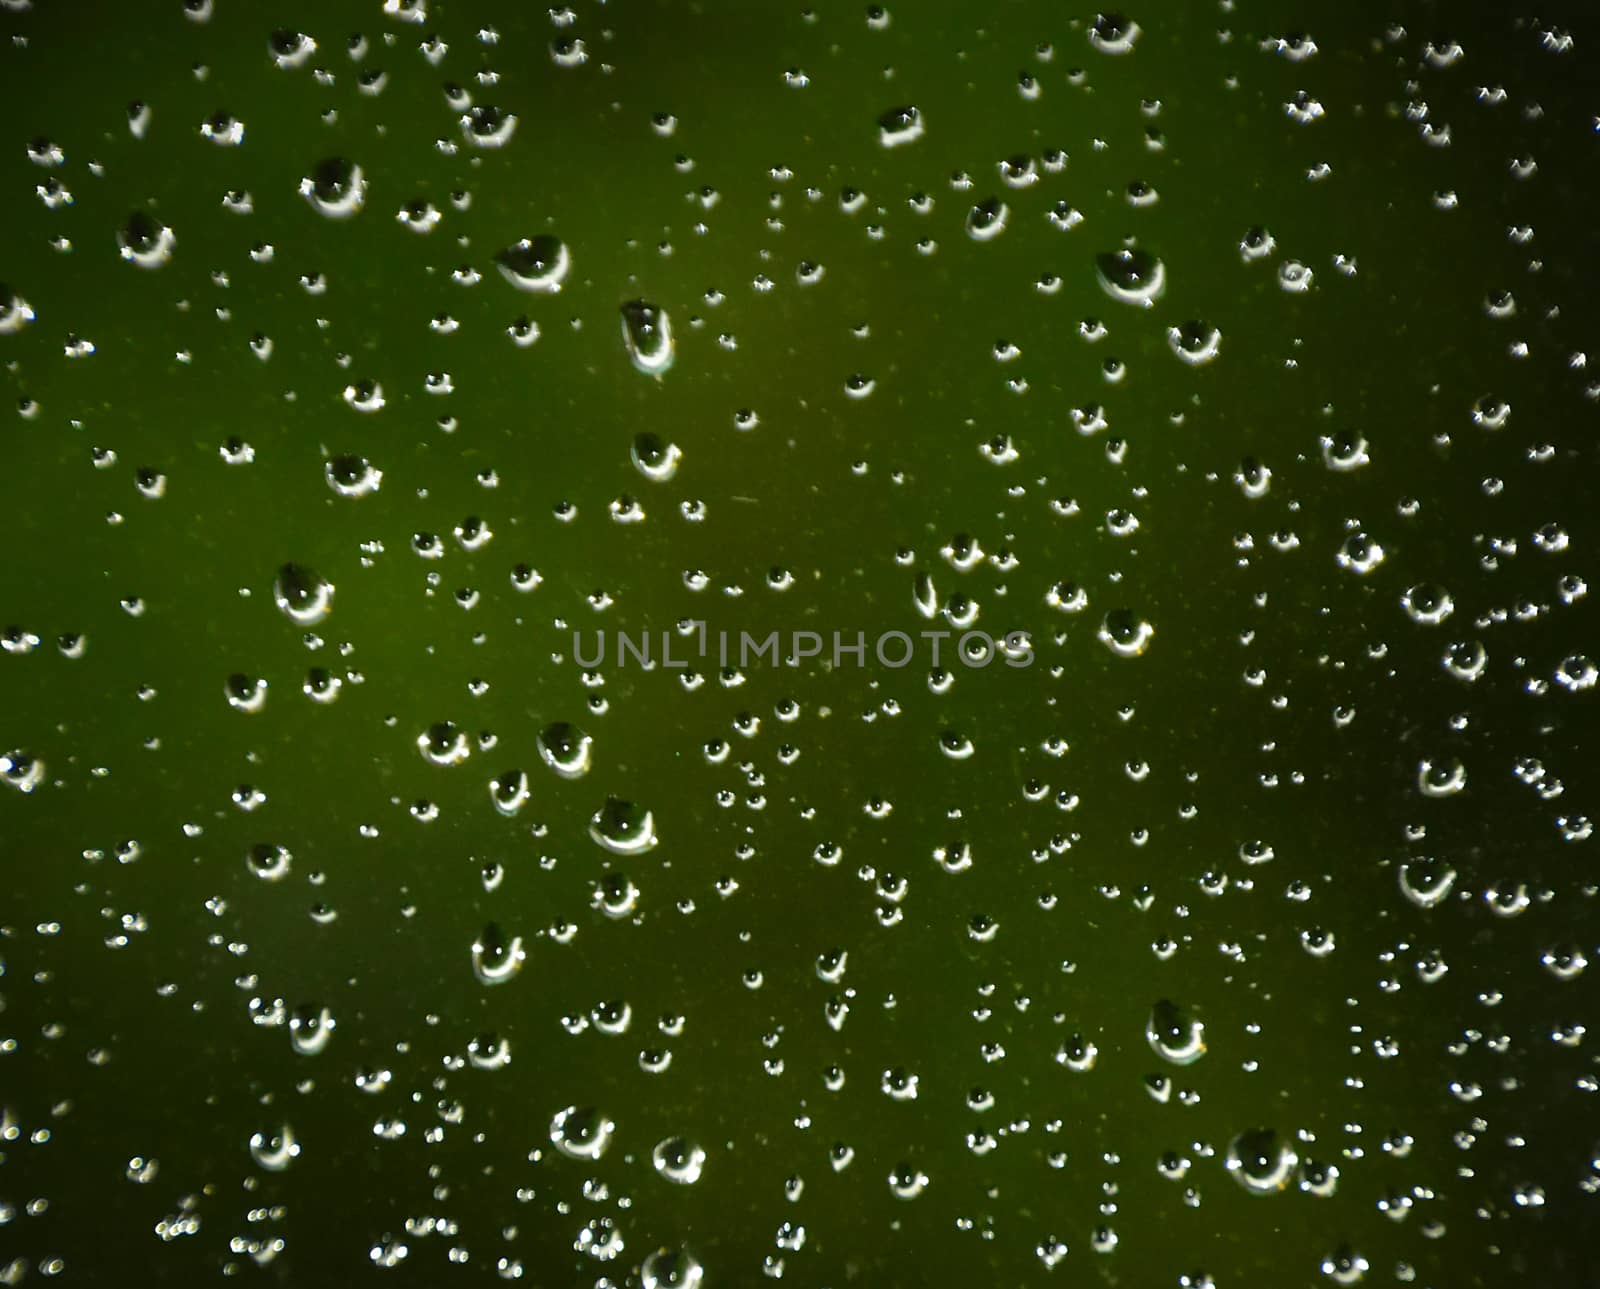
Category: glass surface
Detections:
[{"x1": 2, "y1": 2, "x2": 1597, "y2": 1285}]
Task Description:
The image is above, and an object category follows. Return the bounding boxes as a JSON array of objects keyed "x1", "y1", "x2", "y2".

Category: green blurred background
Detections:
[{"x1": 2, "y1": 0, "x2": 1597, "y2": 1284}]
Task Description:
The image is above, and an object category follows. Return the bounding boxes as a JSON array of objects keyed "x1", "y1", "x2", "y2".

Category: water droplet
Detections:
[
  {"x1": 1055, "y1": 1034, "x2": 1098, "y2": 1071},
  {"x1": 621, "y1": 300, "x2": 674, "y2": 375},
  {"x1": 1098, "y1": 610, "x2": 1154, "y2": 657},
  {"x1": 1398, "y1": 858, "x2": 1457, "y2": 908},
  {"x1": 1168, "y1": 320, "x2": 1221, "y2": 365},
  {"x1": 325, "y1": 455, "x2": 382, "y2": 497},
  {"x1": 888, "y1": 1162, "x2": 929, "y2": 1198},
  {"x1": 1442, "y1": 640, "x2": 1487, "y2": 682},
  {"x1": 461, "y1": 105, "x2": 518, "y2": 148},
  {"x1": 273, "y1": 563, "x2": 334, "y2": 626},
  {"x1": 589, "y1": 797, "x2": 656, "y2": 854},
  {"x1": 418, "y1": 721, "x2": 471, "y2": 766},
  {"x1": 651, "y1": 1136, "x2": 706, "y2": 1184},
  {"x1": 1556, "y1": 655, "x2": 1597, "y2": 692},
  {"x1": 537, "y1": 723, "x2": 592, "y2": 778},
  {"x1": 467, "y1": 1032, "x2": 512, "y2": 1070},
  {"x1": 0, "y1": 284, "x2": 36, "y2": 335},
  {"x1": 471, "y1": 923, "x2": 526, "y2": 985},
  {"x1": 248, "y1": 843, "x2": 292, "y2": 882},
  {"x1": 1401, "y1": 583, "x2": 1454, "y2": 625},
  {"x1": 1472, "y1": 394, "x2": 1511, "y2": 429},
  {"x1": 1225, "y1": 1128, "x2": 1298, "y2": 1194},
  {"x1": 269, "y1": 29, "x2": 317, "y2": 70},
  {"x1": 299, "y1": 159, "x2": 366, "y2": 218},
  {"x1": 489, "y1": 769, "x2": 530, "y2": 816},
  {"x1": 550, "y1": 1106, "x2": 614, "y2": 1160},
  {"x1": 965, "y1": 198, "x2": 1009, "y2": 241},
  {"x1": 1336, "y1": 532, "x2": 1384, "y2": 574},
  {"x1": 1096, "y1": 248, "x2": 1166, "y2": 306},
  {"x1": 496, "y1": 236, "x2": 570, "y2": 293},
  {"x1": 1, "y1": 749, "x2": 46, "y2": 793},
  {"x1": 200, "y1": 111, "x2": 245, "y2": 146},
  {"x1": 878, "y1": 105, "x2": 924, "y2": 148},
  {"x1": 1321, "y1": 1245, "x2": 1369, "y2": 1284},
  {"x1": 117, "y1": 212, "x2": 175, "y2": 269},
  {"x1": 631, "y1": 433, "x2": 681, "y2": 482},
  {"x1": 640, "y1": 1247, "x2": 703, "y2": 1289},
  {"x1": 225, "y1": 673, "x2": 268, "y2": 714},
  {"x1": 288, "y1": 1004, "x2": 334, "y2": 1055},
  {"x1": 1089, "y1": 12, "x2": 1142, "y2": 54},
  {"x1": 248, "y1": 1125, "x2": 300, "y2": 1171},
  {"x1": 1147, "y1": 999, "x2": 1205, "y2": 1064}
]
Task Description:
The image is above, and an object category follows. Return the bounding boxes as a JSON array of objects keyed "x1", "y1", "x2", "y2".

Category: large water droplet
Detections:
[
  {"x1": 0, "y1": 284, "x2": 36, "y2": 335},
  {"x1": 471, "y1": 923, "x2": 525, "y2": 985},
  {"x1": 248, "y1": 1125, "x2": 300, "y2": 1171},
  {"x1": 1168, "y1": 319, "x2": 1221, "y2": 365},
  {"x1": 651, "y1": 1136, "x2": 706, "y2": 1184},
  {"x1": 496, "y1": 236, "x2": 570, "y2": 293},
  {"x1": 1089, "y1": 12, "x2": 1142, "y2": 54},
  {"x1": 269, "y1": 29, "x2": 316, "y2": 70},
  {"x1": 325, "y1": 455, "x2": 382, "y2": 498},
  {"x1": 589, "y1": 796, "x2": 656, "y2": 854},
  {"x1": 631, "y1": 432, "x2": 681, "y2": 482},
  {"x1": 273, "y1": 563, "x2": 334, "y2": 626},
  {"x1": 299, "y1": 158, "x2": 366, "y2": 218},
  {"x1": 640, "y1": 1247, "x2": 703, "y2": 1289},
  {"x1": 1225, "y1": 1128, "x2": 1298, "y2": 1194},
  {"x1": 1098, "y1": 609, "x2": 1155, "y2": 657},
  {"x1": 461, "y1": 104, "x2": 517, "y2": 148},
  {"x1": 288, "y1": 1004, "x2": 334, "y2": 1055},
  {"x1": 1146, "y1": 999, "x2": 1205, "y2": 1064},
  {"x1": 621, "y1": 300, "x2": 674, "y2": 375},
  {"x1": 538, "y1": 722, "x2": 593, "y2": 778},
  {"x1": 550, "y1": 1105, "x2": 614, "y2": 1160},
  {"x1": 117, "y1": 212, "x2": 176, "y2": 269},
  {"x1": 1096, "y1": 248, "x2": 1166, "y2": 306},
  {"x1": 878, "y1": 104, "x2": 924, "y2": 148}
]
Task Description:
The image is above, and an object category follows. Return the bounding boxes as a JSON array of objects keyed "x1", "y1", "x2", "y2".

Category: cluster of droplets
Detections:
[{"x1": 2, "y1": 2, "x2": 1595, "y2": 1285}]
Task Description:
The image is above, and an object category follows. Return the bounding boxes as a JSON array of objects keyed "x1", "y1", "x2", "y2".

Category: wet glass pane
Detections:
[{"x1": 2, "y1": 2, "x2": 1596, "y2": 1285}]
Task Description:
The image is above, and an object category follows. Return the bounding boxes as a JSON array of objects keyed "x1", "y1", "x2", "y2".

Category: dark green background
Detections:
[{"x1": 2, "y1": 0, "x2": 1597, "y2": 1284}]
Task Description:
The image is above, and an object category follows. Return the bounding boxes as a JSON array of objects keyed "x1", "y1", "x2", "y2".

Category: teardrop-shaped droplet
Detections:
[
  {"x1": 1146, "y1": 998, "x2": 1205, "y2": 1064},
  {"x1": 621, "y1": 299, "x2": 674, "y2": 375},
  {"x1": 273, "y1": 563, "x2": 334, "y2": 626}
]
